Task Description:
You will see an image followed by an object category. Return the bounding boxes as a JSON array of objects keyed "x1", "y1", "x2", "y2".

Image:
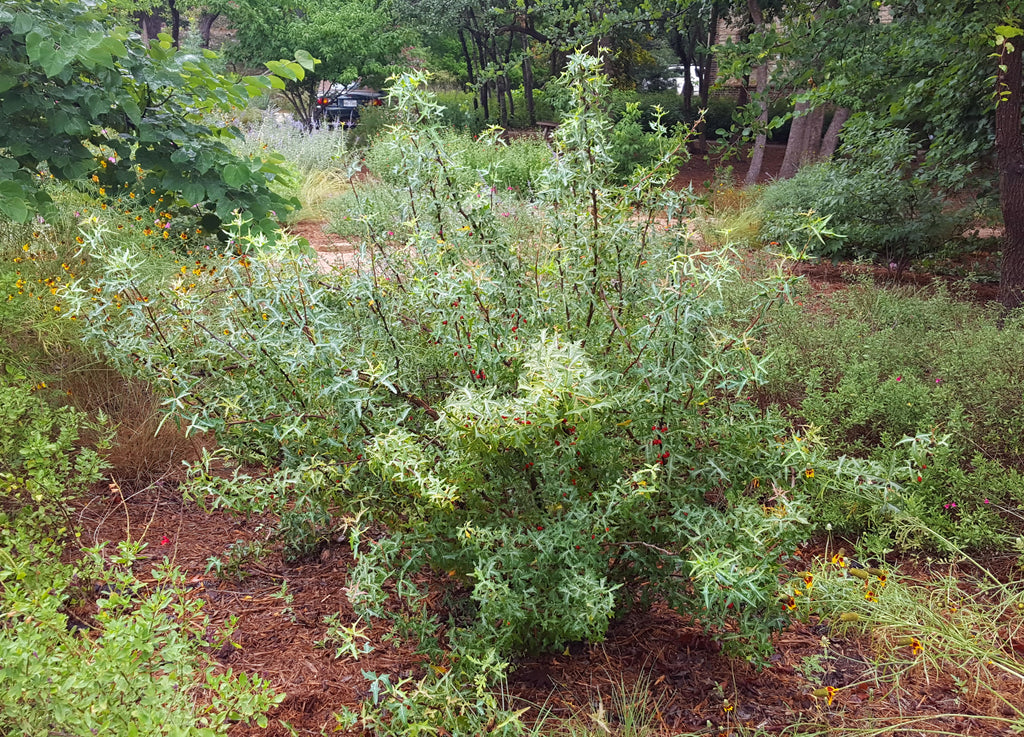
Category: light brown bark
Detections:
[
  {"x1": 803, "y1": 105, "x2": 826, "y2": 161},
  {"x1": 744, "y1": 0, "x2": 769, "y2": 186},
  {"x1": 819, "y1": 106, "x2": 850, "y2": 160},
  {"x1": 779, "y1": 99, "x2": 810, "y2": 179}
]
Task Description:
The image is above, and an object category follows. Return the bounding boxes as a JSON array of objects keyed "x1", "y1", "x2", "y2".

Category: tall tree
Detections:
[
  {"x1": 779, "y1": 1, "x2": 1024, "y2": 306},
  {"x1": 994, "y1": 23, "x2": 1024, "y2": 307},
  {"x1": 743, "y1": 0, "x2": 769, "y2": 184}
]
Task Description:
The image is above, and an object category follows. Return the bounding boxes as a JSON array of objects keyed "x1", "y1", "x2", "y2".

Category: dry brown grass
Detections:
[{"x1": 61, "y1": 362, "x2": 207, "y2": 489}]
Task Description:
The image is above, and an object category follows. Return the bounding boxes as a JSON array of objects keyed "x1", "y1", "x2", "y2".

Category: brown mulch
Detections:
[
  {"x1": 671, "y1": 142, "x2": 788, "y2": 192},
  {"x1": 71, "y1": 478, "x2": 1022, "y2": 737}
]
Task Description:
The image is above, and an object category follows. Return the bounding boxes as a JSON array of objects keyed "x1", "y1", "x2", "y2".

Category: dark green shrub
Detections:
[
  {"x1": 352, "y1": 103, "x2": 399, "y2": 143},
  {"x1": 608, "y1": 103, "x2": 666, "y2": 180},
  {"x1": 509, "y1": 87, "x2": 557, "y2": 127},
  {"x1": 431, "y1": 89, "x2": 486, "y2": 134},
  {"x1": 703, "y1": 96, "x2": 740, "y2": 139},
  {"x1": 759, "y1": 115, "x2": 955, "y2": 267}
]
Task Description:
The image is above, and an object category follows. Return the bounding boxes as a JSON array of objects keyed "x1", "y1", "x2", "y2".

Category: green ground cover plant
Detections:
[
  {"x1": 762, "y1": 280, "x2": 1024, "y2": 553},
  {"x1": 0, "y1": 372, "x2": 282, "y2": 734}
]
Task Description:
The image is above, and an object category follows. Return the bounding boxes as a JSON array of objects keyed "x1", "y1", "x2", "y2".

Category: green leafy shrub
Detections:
[
  {"x1": 431, "y1": 89, "x2": 487, "y2": 134},
  {"x1": 0, "y1": 383, "x2": 108, "y2": 538},
  {"x1": 0, "y1": 373, "x2": 281, "y2": 733},
  {"x1": 365, "y1": 126, "x2": 552, "y2": 194},
  {"x1": 72, "y1": 55, "x2": 819, "y2": 680},
  {"x1": 607, "y1": 102, "x2": 670, "y2": 181},
  {"x1": 509, "y1": 86, "x2": 557, "y2": 127},
  {"x1": 352, "y1": 102, "x2": 400, "y2": 143},
  {"x1": 759, "y1": 116, "x2": 955, "y2": 267},
  {"x1": 0, "y1": 0, "x2": 310, "y2": 236},
  {"x1": 702, "y1": 95, "x2": 739, "y2": 139}
]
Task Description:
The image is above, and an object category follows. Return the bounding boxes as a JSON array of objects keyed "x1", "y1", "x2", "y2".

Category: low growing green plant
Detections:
[
  {"x1": 0, "y1": 377, "x2": 282, "y2": 734},
  {"x1": 0, "y1": 531, "x2": 283, "y2": 734},
  {"x1": 762, "y1": 281, "x2": 1024, "y2": 551}
]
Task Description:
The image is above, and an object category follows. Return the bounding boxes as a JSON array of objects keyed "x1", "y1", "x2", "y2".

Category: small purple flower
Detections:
[
  {"x1": 896, "y1": 376, "x2": 902, "y2": 382},
  {"x1": 983, "y1": 498, "x2": 990, "y2": 504}
]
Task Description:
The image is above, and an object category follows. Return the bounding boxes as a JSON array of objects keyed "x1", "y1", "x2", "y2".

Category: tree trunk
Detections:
[
  {"x1": 492, "y1": 37, "x2": 508, "y2": 129},
  {"x1": 681, "y1": 45, "x2": 694, "y2": 114},
  {"x1": 521, "y1": 27, "x2": 536, "y2": 126},
  {"x1": 458, "y1": 29, "x2": 478, "y2": 109},
  {"x1": 819, "y1": 106, "x2": 850, "y2": 160},
  {"x1": 472, "y1": 30, "x2": 489, "y2": 120},
  {"x1": 137, "y1": 10, "x2": 163, "y2": 44},
  {"x1": 168, "y1": 0, "x2": 181, "y2": 48},
  {"x1": 744, "y1": 0, "x2": 768, "y2": 186},
  {"x1": 695, "y1": 5, "x2": 718, "y2": 153},
  {"x1": 503, "y1": 31, "x2": 515, "y2": 124},
  {"x1": 779, "y1": 98, "x2": 809, "y2": 179},
  {"x1": 803, "y1": 105, "x2": 826, "y2": 161},
  {"x1": 996, "y1": 37, "x2": 1024, "y2": 309},
  {"x1": 197, "y1": 12, "x2": 219, "y2": 49}
]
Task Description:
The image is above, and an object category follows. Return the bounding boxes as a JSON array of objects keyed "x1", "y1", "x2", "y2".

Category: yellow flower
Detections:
[
  {"x1": 805, "y1": 468, "x2": 814, "y2": 479},
  {"x1": 99, "y1": 187, "x2": 106, "y2": 196},
  {"x1": 812, "y1": 686, "x2": 837, "y2": 705}
]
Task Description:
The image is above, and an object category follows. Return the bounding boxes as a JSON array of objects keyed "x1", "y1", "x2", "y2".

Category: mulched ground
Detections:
[{"x1": 71, "y1": 478, "x2": 1022, "y2": 737}]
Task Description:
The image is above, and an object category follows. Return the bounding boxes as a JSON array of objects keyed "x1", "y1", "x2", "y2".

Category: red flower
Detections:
[{"x1": 160, "y1": 535, "x2": 170, "y2": 546}]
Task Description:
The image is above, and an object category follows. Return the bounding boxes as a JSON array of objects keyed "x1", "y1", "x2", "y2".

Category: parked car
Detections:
[{"x1": 313, "y1": 84, "x2": 383, "y2": 129}]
